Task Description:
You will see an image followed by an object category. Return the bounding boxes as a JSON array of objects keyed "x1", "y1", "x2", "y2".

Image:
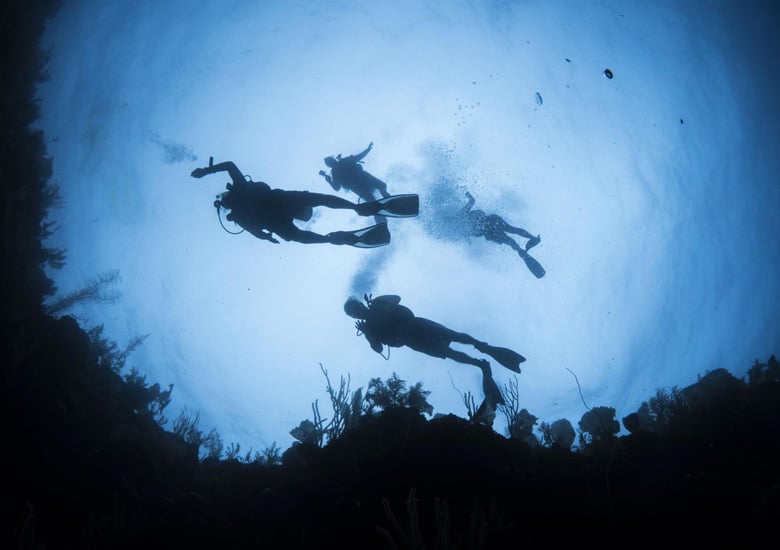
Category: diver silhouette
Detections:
[
  {"x1": 344, "y1": 294, "x2": 526, "y2": 406},
  {"x1": 319, "y1": 142, "x2": 391, "y2": 222},
  {"x1": 191, "y1": 157, "x2": 418, "y2": 247},
  {"x1": 461, "y1": 191, "x2": 545, "y2": 278}
]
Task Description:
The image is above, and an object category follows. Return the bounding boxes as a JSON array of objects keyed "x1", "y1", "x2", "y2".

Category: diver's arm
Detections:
[
  {"x1": 226, "y1": 212, "x2": 280, "y2": 244},
  {"x1": 464, "y1": 191, "x2": 475, "y2": 211},
  {"x1": 246, "y1": 227, "x2": 280, "y2": 244},
  {"x1": 191, "y1": 157, "x2": 246, "y2": 186},
  {"x1": 345, "y1": 142, "x2": 373, "y2": 163},
  {"x1": 364, "y1": 331, "x2": 385, "y2": 356},
  {"x1": 319, "y1": 170, "x2": 340, "y2": 191}
]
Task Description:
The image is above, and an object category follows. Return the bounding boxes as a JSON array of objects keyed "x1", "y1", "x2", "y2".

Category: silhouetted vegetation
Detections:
[
  {"x1": 577, "y1": 405, "x2": 621, "y2": 447},
  {"x1": 539, "y1": 418, "x2": 576, "y2": 449},
  {"x1": 290, "y1": 366, "x2": 435, "y2": 449},
  {"x1": 4, "y1": 4, "x2": 778, "y2": 547},
  {"x1": 498, "y1": 375, "x2": 540, "y2": 446},
  {"x1": 44, "y1": 269, "x2": 122, "y2": 316},
  {"x1": 365, "y1": 371, "x2": 434, "y2": 416}
]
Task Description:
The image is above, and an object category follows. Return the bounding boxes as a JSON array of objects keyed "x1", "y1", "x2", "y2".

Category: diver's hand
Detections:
[
  {"x1": 318, "y1": 170, "x2": 327, "y2": 177},
  {"x1": 368, "y1": 141, "x2": 373, "y2": 150},
  {"x1": 191, "y1": 157, "x2": 214, "y2": 178},
  {"x1": 260, "y1": 231, "x2": 279, "y2": 244}
]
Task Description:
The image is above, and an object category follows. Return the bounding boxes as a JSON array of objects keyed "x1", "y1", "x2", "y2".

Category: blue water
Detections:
[{"x1": 37, "y1": 0, "x2": 780, "y2": 452}]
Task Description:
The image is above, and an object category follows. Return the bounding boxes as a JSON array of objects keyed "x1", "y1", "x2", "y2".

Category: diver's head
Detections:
[
  {"x1": 344, "y1": 297, "x2": 368, "y2": 319},
  {"x1": 324, "y1": 156, "x2": 338, "y2": 168},
  {"x1": 219, "y1": 190, "x2": 236, "y2": 210}
]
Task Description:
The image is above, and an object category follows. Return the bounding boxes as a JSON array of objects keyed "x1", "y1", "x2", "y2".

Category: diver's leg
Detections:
[
  {"x1": 443, "y1": 348, "x2": 485, "y2": 367},
  {"x1": 436, "y1": 327, "x2": 523, "y2": 377},
  {"x1": 485, "y1": 229, "x2": 527, "y2": 256},
  {"x1": 413, "y1": 318, "x2": 483, "y2": 350},
  {"x1": 501, "y1": 223, "x2": 540, "y2": 251},
  {"x1": 360, "y1": 173, "x2": 391, "y2": 199},
  {"x1": 443, "y1": 350, "x2": 505, "y2": 405},
  {"x1": 486, "y1": 215, "x2": 540, "y2": 250},
  {"x1": 298, "y1": 191, "x2": 359, "y2": 211},
  {"x1": 356, "y1": 191, "x2": 387, "y2": 223},
  {"x1": 445, "y1": 331, "x2": 522, "y2": 374},
  {"x1": 501, "y1": 222, "x2": 534, "y2": 240},
  {"x1": 486, "y1": 214, "x2": 532, "y2": 239},
  {"x1": 273, "y1": 223, "x2": 332, "y2": 244},
  {"x1": 444, "y1": 328, "x2": 485, "y2": 349},
  {"x1": 405, "y1": 320, "x2": 476, "y2": 360},
  {"x1": 485, "y1": 229, "x2": 544, "y2": 276},
  {"x1": 376, "y1": 180, "x2": 391, "y2": 198},
  {"x1": 314, "y1": 191, "x2": 401, "y2": 219}
]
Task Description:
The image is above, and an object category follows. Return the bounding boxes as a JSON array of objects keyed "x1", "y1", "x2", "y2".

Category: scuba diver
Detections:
[
  {"x1": 344, "y1": 293, "x2": 526, "y2": 406},
  {"x1": 191, "y1": 157, "x2": 418, "y2": 247},
  {"x1": 461, "y1": 191, "x2": 546, "y2": 279},
  {"x1": 319, "y1": 142, "x2": 391, "y2": 222}
]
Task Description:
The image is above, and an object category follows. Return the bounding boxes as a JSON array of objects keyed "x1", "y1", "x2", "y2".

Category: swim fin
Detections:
[
  {"x1": 525, "y1": 234, "x2": 541, "y2": 251},
  {"x1": 478, "y1": 361, "x2": 506, "y2": 406},
  {"x1": 351, "y1": 222, "x2": 391, "y2": 248},
  {"x1": 476, "y1": 343, "x2": 525, "y2": 373},
  {"x1": 327, "y1": 223, "x2": 391, "y2": 248},
  {"x1": 522, "y1": 253, "x2": 546, "y2": 279},
  {"x1": 358, "y1": 194, "x2": 419, "y2": 218},
  {"x1": 482, "y1": 372, "x2": 506, "y2": 406}
]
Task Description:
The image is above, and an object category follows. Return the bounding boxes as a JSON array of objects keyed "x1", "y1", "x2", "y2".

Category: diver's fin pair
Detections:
[
  {"x1": 327, "y1": 223, "x2": 391, "y2": 248},
  {"x1": 358, "y1": 194, "x2": 419, "y2": 218}
]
